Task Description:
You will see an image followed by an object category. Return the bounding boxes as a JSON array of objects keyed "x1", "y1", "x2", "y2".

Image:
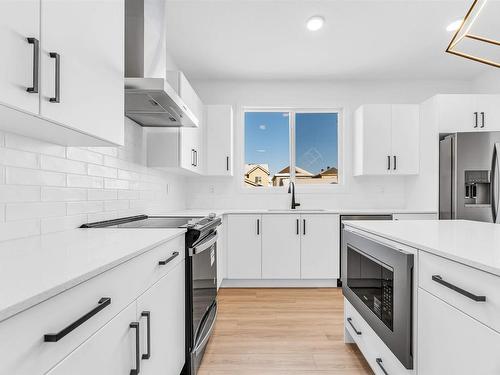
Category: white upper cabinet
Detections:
[
  {"x1": 0, "y1": 0, "x2": 40, "y2": 115},
  {"x1": 353, "y1": 104, "x2": 419, "y2": 176},
  {"x1": 205, "y1": 105, "x2": 234, "y2": 176},
  {"x1": 436, "y1": 94, "x2": 500, "y2": 132},
  {"x1": 40, "y1": 0, "x2": 124, "y2": 145},
  {"x1": 0, "y1": 0, "x2": 124, "y2": 146},
  {"x1": 261, "y1": 214, "x2": 301, "y2": 279}
]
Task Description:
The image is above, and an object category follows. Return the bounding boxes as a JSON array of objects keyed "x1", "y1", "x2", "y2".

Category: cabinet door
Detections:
[
  {"x1": 40, "y1": 0, "x2": 124, "y2": 145},
  {"x1": 206, "y1": 105, "x2": 234, "y2": 176},
  {"x1": 180, "y1": 128, "x2": 198, "y2": 172},
  {"x1": 354, "y1": 105, "x2": 392, "y2": 175},
  {"x1": 227, "y1": 215, "x2": 262, "y2": 279},
  {"x1": 136, "y1": 263, "x2": 185, "y2": 375},
  {"x1": 391, "y1": 104, "x2": 419, "y2": 175},
  {"x1": 477, "y1": 95, "x2": 500, "y2": 131},
  {"x1": 262, "y1": 214, "x2": 301, "y2": 279},
  {"x1": 46, "y1": 302, "x2": 137, "y2": 375},
  {"x1": 300, "y1": 214, "x2": 339, "y2": 279},
  {"x1": 418, "y1": 288, "x2": 500, "y2": 375},
  {"x1": 0, "y1": 0, "x2": 40, "y2": 114},
  {"x1": 437, "y1": 94, "x2": 477, "y2": 132}
]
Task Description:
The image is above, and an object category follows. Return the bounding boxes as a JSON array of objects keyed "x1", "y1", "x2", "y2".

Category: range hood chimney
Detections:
[{"x1": 124, "y1": 0, "x2": 199, "y2": 127}]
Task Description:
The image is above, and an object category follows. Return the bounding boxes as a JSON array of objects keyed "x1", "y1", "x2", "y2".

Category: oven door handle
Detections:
[
  {"x1": 189, "y1": 232, "x2": 217, "y2": 256},
  {"x1": 194, "y1": 303, "x2": 218, "y2": 356}
]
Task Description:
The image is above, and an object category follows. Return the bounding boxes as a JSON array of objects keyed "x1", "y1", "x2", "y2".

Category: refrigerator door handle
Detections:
[{"x1": 491, "y1": 144, "x2": 499, "y2": 223}]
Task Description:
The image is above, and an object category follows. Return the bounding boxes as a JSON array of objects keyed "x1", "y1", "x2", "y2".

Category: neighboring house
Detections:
[
  {"x1": 245, "y1": 164, "x2": 270, "y2": 187},
  {"x1": 271, "y1": 166, "x2": 314, "y2": 186}
]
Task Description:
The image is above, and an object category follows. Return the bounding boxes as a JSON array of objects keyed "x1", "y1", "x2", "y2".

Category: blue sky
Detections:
[{"x1": 245, "y1": 112, "x2": 338, "y2": 176}]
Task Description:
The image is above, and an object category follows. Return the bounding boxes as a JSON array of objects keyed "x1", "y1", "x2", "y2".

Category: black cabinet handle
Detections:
[
  {"x1": 296, "y1": 219, "x2": 299, "y2": 235},
  {"x1": 393, "y1": 155, "x2": 397, "y2": 170},
  {"x1": 376, "y1": 358, "x2": 389, "y2": 375},
  {"x1": 49, "y1": 52, "x2": 60, "y2": 103},
  {"x1": 130, "y1": 322, "x2": 140, "y2": 375},
  {"x1": 474, "y1": 112, "x2": 478, "y2": 128},
  {"x1": 44, "y1": 297, "x2": 111, "y2": 342},
  {"x1": 158, "y1": 251, "x2": 179, "y2": 265},
  {"x1": 195, "y1": 150, "x2": 198, "y2": 167},
  {"x1": 347, "y1": 317, "x2": 362, "y2": 335},
  {"x1": 481, "y1": 112, "x2": 485, "y2": 128},
  {"x1": 141, "y1": 311, "x2": 151, "y2": 360},
  {"x1": 432, "y1": 275, "x2": 486, "y2": 302},
  {"x1": 26, "y1": 37, "x2": 39, "y2": 93},
  {"x1": 303, "y1": 219, "x2": 306, "y2": 235},
  {"x1": 226, "y1": 156, "x2": 229, "y2": 171},
  {"x1": 387, "y1": 155, "x2": 391, "y2": 170},
  {"x1": 191, "y1": 149, "x2": 195, "y2": 166},
  {"x1": 257, "y1": 219, "x2": 260, "y2": 235}
]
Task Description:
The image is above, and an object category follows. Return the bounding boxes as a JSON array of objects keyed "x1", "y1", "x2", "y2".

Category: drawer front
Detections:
[
  {"x1": 0, "y1": 235, "x2": 185, "y2": 375},
  {"x1": 344, "y1": 298, "x2": 413, "y2": 375},
  {"x1": 419, "y1": 251, "x2": 500, "y2": 333}
]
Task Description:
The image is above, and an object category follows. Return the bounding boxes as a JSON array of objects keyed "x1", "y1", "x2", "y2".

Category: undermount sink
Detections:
[{"x1": 267, "y1": 209, "x2": 326, "y2": 212}]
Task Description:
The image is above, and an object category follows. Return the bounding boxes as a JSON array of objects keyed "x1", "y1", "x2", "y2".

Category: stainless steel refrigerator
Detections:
[{"x1": 439, "y1": 132, "x2": 500, "y2": 223}]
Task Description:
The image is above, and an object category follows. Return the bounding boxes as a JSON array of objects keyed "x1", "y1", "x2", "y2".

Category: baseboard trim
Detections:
[{"x1": 221, "y1": 279, "x2": 340, "y2": 288}]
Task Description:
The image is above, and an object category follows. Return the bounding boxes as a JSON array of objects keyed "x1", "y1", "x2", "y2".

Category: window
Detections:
[{"x1": 244, "y1": 110, "x2": 340, "y2": 188}]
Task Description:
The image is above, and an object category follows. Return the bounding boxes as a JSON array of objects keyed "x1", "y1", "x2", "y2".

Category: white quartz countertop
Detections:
[
  {"x1": 344, "y1": 220, "x2": 500, "y2": 277},
  {"x1": 0, "y1": 228, "x2": 186, "y2": 322},
  {"x1": 150, "y1": 208, "x2": 436, "y2": 216}
]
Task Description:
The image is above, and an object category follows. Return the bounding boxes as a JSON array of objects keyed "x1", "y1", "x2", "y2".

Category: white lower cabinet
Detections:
[
  {"x1": 45, "y1": 302, "x2": 137, "y2": 375},
  {"x1": 262, "y1": 214, "x2": 301, "y2": 279},
  {"x1": 227, "y1": 214, "x2": 262, "y2": 279},
  {"x1": 418, "y1": 288, "x2": 500, "y2": 375},
  {"x1": 300, "y1": 214, "x2": 339, "y2": 279},
  {"x1": 136, "y1": 262, "x2": 185, "y2": 375}
]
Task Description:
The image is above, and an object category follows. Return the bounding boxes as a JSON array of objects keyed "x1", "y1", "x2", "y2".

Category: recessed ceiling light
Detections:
[
  {"x1": 306, "y1": 16, "x2": 325, "y2": 31},
  {"x1": 446, "y1": 19, "x2": 463, "y2": 32}
]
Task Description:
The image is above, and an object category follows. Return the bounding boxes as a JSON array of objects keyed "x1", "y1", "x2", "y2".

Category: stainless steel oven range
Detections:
[
  {"x1": 342, "y1": 229, "x2": 414, "y2": 369},
  {"x1": 81, "y1": 214, "x2": 221, "y2": 375}
]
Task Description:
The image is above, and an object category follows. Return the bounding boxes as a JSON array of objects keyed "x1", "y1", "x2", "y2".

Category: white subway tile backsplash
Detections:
[
  {"x1": 0, "y1": 219, "x2": 40, "y2": 241},
  {"x1": 67, "y1": 147, "x2": 104, "y2": 165},
  {"x1": 6, "y1": 167, "x2": 66, "y2": 186},
  {"x1": 88, "y1": 164, "x2": 117, "y2": 178},
  {"x1": 104, "y1": 178, "x2": 129, "y2": 190},
  {"x1": 41, "y1": 187, "x2": 87, "y2": 202},
  {"x1": 88, "y1": 189, "x2": 117, "y2": 201},
  {"x1": 67, "y1": 174, "x2": 103, "y2": 189},
  {"x1": 41, "y1": 214, "x2": 87, "y2": 234},
  {"x1": 0, "y1": 185, "x2": 40, "y2": 202},
  {"x1": 0, "y1": 148, "x2": 38, "y2": 168},
  {"x1": 6, "y1": 202, "x2": 66, "y2": 220},
  {"x1": 5, "y1": 133, "x2": 65, "y2": 157},
  {"x1": 40, "y1": 155, "x2": 86, "y2": 174},
  {"x1": 104, "y1": 200, "x2": 129, "y2": 211},
  {"x1": 67, "y1": 201, "x2": 104, "y2": 215},
  {"x1": 0, "y1": 120, "x2": 185, "y2": 240}
]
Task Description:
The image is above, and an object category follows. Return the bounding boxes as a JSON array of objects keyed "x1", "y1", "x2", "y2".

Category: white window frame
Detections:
[{"x1": 239, "y1": 106, "x2": 345, "y2": 194}]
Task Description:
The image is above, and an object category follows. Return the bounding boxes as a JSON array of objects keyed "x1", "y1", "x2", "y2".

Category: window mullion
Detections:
[{"x1": 290, "y1": 111, "x2": 296, "y2": 184}]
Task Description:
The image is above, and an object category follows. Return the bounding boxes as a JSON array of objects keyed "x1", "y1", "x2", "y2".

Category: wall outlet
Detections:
[
  {"x1": 209, "y1": 185, "x2": 215, "y2": 194},
  {"x1": 165, "y1": 184, "x2": 170, "y2": 195}
]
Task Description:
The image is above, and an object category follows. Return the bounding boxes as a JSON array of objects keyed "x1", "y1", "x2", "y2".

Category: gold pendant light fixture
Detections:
[{"x1": 446, "y1": 0, "x2": 499, "y2": 68}]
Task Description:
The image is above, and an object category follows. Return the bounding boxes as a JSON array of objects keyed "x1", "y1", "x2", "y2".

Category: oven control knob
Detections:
[{"x1": 209, "y1": 213, "x2": 216, "y2": 219}]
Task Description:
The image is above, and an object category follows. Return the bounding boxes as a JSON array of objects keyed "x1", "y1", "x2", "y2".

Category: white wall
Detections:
[
  {"x1": 0, "y1": 118, "x2": 187, "y2": 241},
  {"x1": 472, "y1": 70, "x2": 500, "y2": 94},
  {"x1": 187, "y1": 79, "x2": 472, "y2": 210}
]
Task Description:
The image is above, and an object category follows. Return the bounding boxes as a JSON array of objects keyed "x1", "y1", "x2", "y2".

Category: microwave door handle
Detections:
[{"x1": 491, "y1": 144, "x2": 499, "y2": 223}]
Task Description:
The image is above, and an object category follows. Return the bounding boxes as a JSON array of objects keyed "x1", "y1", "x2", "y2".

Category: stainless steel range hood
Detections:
[{"x1": 124, "y1": 0, "x2": 199, "y2": 127}]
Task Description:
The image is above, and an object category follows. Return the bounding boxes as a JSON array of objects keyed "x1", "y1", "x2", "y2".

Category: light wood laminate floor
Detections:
[{"x1": 198, "y1": 288, "x2": 373, "y2": 375}]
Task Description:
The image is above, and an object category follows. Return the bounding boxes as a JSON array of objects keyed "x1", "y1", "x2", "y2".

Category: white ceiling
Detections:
[{"x1": 165, "y1": 0, "x2": 500, "y2": 81}]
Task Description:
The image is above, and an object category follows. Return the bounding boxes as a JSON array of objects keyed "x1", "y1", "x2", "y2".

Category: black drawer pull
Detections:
[
  {"x1": 141, "y1": 311, "x2": 151, "y2": 360},
  {"x1": 432, "y1": 275, "x2": 486, "y2": 302},
  {"x1": 376, "y1": 358, "x2": 389, "y2": 375},
  {"x1": 44, "y1": 297, "x2": 111, "y2": 342},
  {"x1": 26, "y1": 37, "x2": 39, "y2": 93},
  {"x1": 130, "y1": 322, "x2": 140, "y2": 375},
  {"x1": 158, "y1": 251, "x2": 179, "y2": 265},
  {"x1": 347, "y1": 317, "x2": 362, "y2": 335}
]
